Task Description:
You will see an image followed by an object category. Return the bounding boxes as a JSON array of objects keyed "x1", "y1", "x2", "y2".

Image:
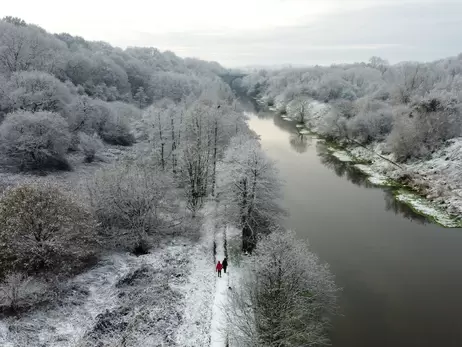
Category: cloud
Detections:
[{"x1": 2, "y1": 0, "x2": 462, "y2": 66}]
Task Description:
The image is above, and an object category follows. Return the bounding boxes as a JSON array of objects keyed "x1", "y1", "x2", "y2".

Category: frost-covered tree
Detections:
[
  {"x1": 134, "y1": 86, "x2": 148, "y2": 108},
  {"x1": 78, "y1": 132, "x2": 104, "y2": 163},
  {"x1": 179, "y1": 101, "x2": 213, "y2": 214},
  {"x1": 0, "y1": 111, "x2": 71, "y2": 171},
  {"x1": 0, "y1": 183, "x2": 98, "y2": 275},
  {"x1": 226, "y1": 231, "x2": 338, "y2": 347},
  {"x1": 0, "y1": 272, "x2": 49, "y2": 313},
  {"x1": 219, "y1": 135, "x2": 283, "y2": 252},
  {"x1": 6, "y1": 71, "x2": 72, "y2": 113},
  {"x1": 88, "y1": 161, "x2": 177, "y2": 252},
  {"x1": 100, "y1": 105, "x2": 135, "y2": 145},
  {"x1": 388, "y1": 94, "x2": 462, "y2": 161}
]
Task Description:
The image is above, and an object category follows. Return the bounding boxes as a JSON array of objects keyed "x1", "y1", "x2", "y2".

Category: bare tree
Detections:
[
  {"x1": 219, "y1": 135, "x2": 283, "y2": 252},
  {"x1": 226, "y1": 231, "x2": 338, "y2": 347},
  {"x1": 88, "y1": 161, "x2": 178, "y2": 252}
]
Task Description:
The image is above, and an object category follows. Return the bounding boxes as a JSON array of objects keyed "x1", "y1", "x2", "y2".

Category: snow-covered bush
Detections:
[
  {"x1": 66, "y1": 96, "x2": 104, "y2": 135},
  {"x1": 66, "y1": 97, "x2": 135, "y2": 147},
  {"x1": 0, "y1": 183, "x2": 98, "y2": 275},
  {"x1": 0, "y1": 272, "x2": 49, "y2": 313},
  {"x1": 100, "y1": 104, "x2": 135, "y2": 146},
  {"x1": 0, "y1": 111, "x2": 72, "y2": 171},
  {"x1": 388, "y1": 95, "x2": 462, "y2": 161},
  {"x1": 348, "y1": 99, "x2": 393, "y2": 144},
  {"x1": 88, "y1": 162, "x2": 176, "y2": 252},
  {"x1": 78, "y1": 132, "x2": 104, "y2": 163},
  {"x1": 226, "y1": 231, "x2": 338, "y2": 347},
  {"x1": 6, "y1": 71, "x2": 72, "y2": 113}
]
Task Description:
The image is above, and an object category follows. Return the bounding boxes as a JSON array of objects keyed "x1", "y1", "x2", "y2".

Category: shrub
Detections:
[
  {"x1": 78, "y1": 132, "x2": 104, "y2": 163},
  {"x1": 0, "y1": 111, "x2": 72, "y2": 172},
  {"x1": 6, "y1": 71, "x2": 72, "y2": 113},
  {"x1": 0, "y1": 272, "x2": 49, "y2": 313},
  {"x1": 100, "y1": 111, "x2": 135, "y2": 146},
  {"x1": 388, "y1": 95, "x2": 462, "y2": 161},
  {"x1": 0, "y1": 183, "x2": 98, "y2": 275},
  {"x1": 348, "y1": 100, "x2": 393, "y2": 144},
  {"x1": 88, "y1": 162, "x2": 176, "y2": 252}
]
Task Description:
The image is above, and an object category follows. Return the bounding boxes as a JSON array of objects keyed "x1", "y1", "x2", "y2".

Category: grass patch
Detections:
[{"x1": 393, "y1": 189, "x2": 462, "y2": 228}]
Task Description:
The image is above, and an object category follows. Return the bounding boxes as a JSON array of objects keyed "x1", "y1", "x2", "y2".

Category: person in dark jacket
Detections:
[
  {"x1": 222, "y1": 257, "x2": 228, "y2": 274},
  {"x1": 216, "y1": 261, "x2": 223, "y2": 277}
]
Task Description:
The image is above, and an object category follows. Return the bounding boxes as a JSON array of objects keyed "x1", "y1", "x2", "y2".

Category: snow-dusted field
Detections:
[{"x1": 0, "y1": 239, "x2": 195, "y2": 347}]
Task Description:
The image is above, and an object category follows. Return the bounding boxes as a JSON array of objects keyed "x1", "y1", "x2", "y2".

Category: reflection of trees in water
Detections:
[
  {"x1": 317, "y1": 142, "x2": 372, "y2": 188},
  {"x1": 273, "y1": 114, "x2": 298, "y2": 132},
  {"x1": 383, "y1": 191, "x2": 428, "y2": 225},
  {"x1": 317, "y1": 142, "x2": 430, "y2": 224},
  {"x1": 270, "y1": 113, "x2": 313, "y2": 154},
  {"x1": 289, "y1": 133, "x2": 312, "y2": 153}
]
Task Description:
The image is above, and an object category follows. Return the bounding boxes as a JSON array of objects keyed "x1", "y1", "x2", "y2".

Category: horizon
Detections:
[{"x1": 2, "y1": 0, "x2": 462, "y2": 67}]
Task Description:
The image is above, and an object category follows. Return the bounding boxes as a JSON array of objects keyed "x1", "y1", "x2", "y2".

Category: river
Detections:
[{"x1": 244, "y1": 102, "x2": 462, "y2": 347}]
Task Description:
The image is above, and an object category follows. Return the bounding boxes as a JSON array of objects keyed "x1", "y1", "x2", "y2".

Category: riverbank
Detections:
[{"x1": 257, "y1": 97, "x2": 462, "y2": 228}]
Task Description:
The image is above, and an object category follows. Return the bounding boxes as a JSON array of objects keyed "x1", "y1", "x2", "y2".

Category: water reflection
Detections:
[
  {"x1": 244, "y1": 100, "x2": 462, "y2": 347},
  {"x1": 383, "y1": 192, "x2": 428, "y2": 225},
  {"x1": 316, "y1": 140, "x2": 428, "y2": 225},
  {"x1": 289, "y1": 133, "x2": 312, "y2": 153}
]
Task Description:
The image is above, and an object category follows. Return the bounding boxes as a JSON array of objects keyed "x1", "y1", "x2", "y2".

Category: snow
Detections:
[
  {"x1": 329, "y1": 149, "x2": 354, "y2": 162},
  {"x1": 395, "y1": 191, "x2": 461, "y2": 228},
  {"x1": 299, "y1": 129, "x2": 311, "y2": 135},
  {"x1": 175, "y1": 216, "x2": 216, "y2": 346},
  {"x1": 401, "y1": 138, "x2": 462, "y2": 216},
  {"x1": 354, "y1": 164, "x2": 394, "y2": 186},
  {"x1": 210, "y1": 226, "x2": 229, "y2": 347},
  {"x1": 0, "y1": 241, "x2": 194, "y2": 347}
]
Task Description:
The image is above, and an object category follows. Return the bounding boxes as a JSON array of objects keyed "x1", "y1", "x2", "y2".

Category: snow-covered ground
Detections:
[
  {"x1": 175, "y1": 213, "x2": 216, "y2": 346},
  {"x1": 210, "y1": 226, "x2": 229, "y2": 347},
  {"x1": 0, "y1": 240, "x2": 194, "y2": 347}
]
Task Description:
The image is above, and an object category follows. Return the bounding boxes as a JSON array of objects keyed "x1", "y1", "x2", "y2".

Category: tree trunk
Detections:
[{"x1": 212, "y1": 119, "x2": 218, "y2": 196}]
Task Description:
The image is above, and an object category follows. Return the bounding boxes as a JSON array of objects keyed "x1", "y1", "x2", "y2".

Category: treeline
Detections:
[
  {"x1": 237, "y1": 55, "x2": 462, "y2": 162},
  {"x1": 0, "y1": 16, "x2": 226, "y2": 172}
]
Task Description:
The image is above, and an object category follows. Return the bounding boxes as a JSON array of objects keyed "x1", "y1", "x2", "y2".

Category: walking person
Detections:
[
  {"x1": 216, "y1": 260, "x2": 223, "y2": 278},
  {"x1": 222, "y1": 257, "x2": 228, "y2": 274}
]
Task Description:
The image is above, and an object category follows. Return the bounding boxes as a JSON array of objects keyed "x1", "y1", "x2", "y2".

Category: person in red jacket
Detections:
[{"x1": 216, "y1": 261, "x2": 223, "y2": 278}]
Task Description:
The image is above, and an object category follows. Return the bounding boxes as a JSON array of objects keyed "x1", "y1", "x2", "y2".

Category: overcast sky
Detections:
[{"x1": 2, "y1": 0, "x2": 462, "y2": 67}]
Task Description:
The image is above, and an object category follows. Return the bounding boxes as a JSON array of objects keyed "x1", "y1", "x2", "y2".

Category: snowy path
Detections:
[{"x1": 210, "y1": 227, "x2": 229, "y2": 346}]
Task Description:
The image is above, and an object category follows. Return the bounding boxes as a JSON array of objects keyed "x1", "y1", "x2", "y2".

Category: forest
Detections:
[
  {"x1": 236, "y1": 55, "x2": 462, "y2": 216},
  {"x1": 238, "y1": 56, "x2": 462, "y2": 161},
  {"x1": 0, "y1": 16, "x2": 337, "y2": 347}
]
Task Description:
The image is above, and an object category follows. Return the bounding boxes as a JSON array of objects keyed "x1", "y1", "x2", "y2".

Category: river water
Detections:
[{"x1": 245, "y1": 104, "x2": 462, "y2": 347}]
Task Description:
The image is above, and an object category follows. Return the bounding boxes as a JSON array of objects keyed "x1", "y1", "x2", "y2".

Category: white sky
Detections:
[{"x1": 1, "y1": 0, "x2": 462, "y2": 67}]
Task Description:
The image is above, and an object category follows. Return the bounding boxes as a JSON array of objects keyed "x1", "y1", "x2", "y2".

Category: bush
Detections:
[
  {"x1": 66, "y1": 96, "x2": 104, "y2": 135},
  {"x1": 100, "y1": 111, "x2": 135, "y2": 146},
  {"x1": 0, "y1": 183, "x2": 98, "y2": 275},
  {"x1": 78, "y1": 132, "x2": 104, "y2": 163},
  {"x1": 0, "y1": 111, "x2": 72, "y2": 172},
  {"x1": 0, "y1": 272, "x2": 49, "y2": 313},
  {"x1": 88, "y1": 162, "x2": 176, "y2": 252},
  {"x1": 348, "y1": 100, "x2": 393, "y2": 144},
  {"x1": 388, "y1": 95, "x2": 462, "y2": 161},
  {"x1": 6, "y1": 71, "x2": 73, "y2": 113}
]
